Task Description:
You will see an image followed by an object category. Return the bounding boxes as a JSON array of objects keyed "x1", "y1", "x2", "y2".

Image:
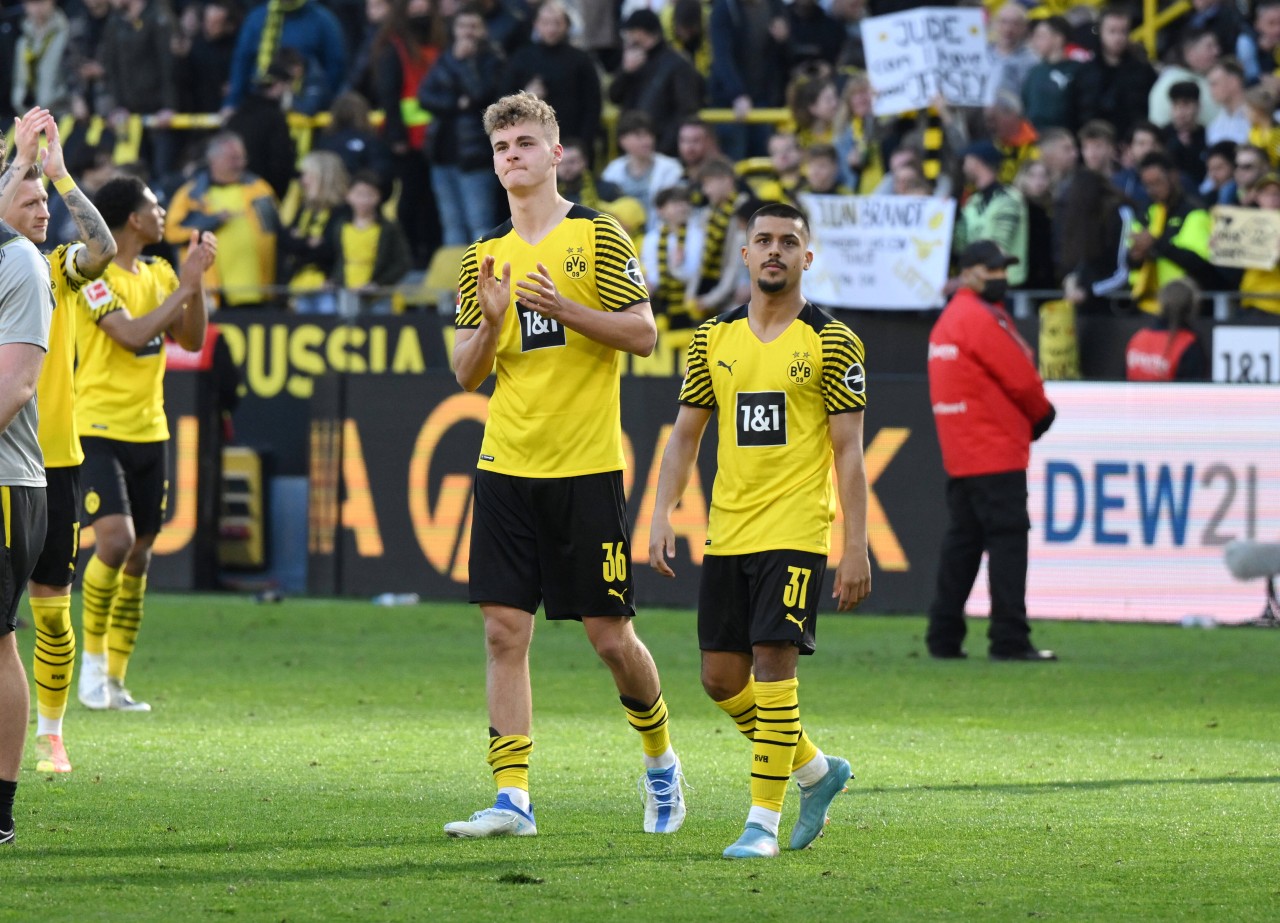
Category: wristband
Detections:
[{"x1": 53, "y1": 175, "x2": 77, "y2": 196}]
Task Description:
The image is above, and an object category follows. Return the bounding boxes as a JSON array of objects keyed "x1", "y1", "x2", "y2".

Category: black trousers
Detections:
[{"x1": 926, "y1": 470, "x2": 1033, "y2": 657}]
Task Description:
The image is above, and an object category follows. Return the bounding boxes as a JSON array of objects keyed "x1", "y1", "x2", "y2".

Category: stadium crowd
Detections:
[{"x1": 3, "y1": 0, "x2": 1280, "y2": 359}]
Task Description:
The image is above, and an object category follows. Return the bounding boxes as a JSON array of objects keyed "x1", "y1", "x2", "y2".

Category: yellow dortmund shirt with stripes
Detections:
[
  {"x1": 37, "y1": 243, "x2": 90, "y2": 467},
  {"x1": 678, "y1": 302, "x2": 866, "y2": 556},
  {"x1": 74, "y1": 256, "x2": 178, "y2": 443},
  {"x1": 455, "y1": 206, "x2": 650, "y2": 478}
]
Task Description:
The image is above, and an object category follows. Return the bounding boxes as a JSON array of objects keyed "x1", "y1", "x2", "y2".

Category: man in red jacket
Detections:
[{"x1": 926, "y1": 241, "x2": 1057, "y2": 662}]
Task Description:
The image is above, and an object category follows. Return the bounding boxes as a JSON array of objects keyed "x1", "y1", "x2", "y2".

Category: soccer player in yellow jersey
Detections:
[
  {"x1": 74, "y1": 176, "x2": 217, "y2": 713},
  {"x1": 444, "y1": 93, "x2": 686, "y2": 838},
  {"x1": 649, "y1": 202, "x2": 872, "y2": 859},
  {"x1": 0, "y1": 110, "x2": 117, "y2": 773}
]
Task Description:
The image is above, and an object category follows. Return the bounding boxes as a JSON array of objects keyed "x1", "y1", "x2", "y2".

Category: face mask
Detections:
[{"x1": 980, "y1": 278, "x2": 1008, "y2": 303}]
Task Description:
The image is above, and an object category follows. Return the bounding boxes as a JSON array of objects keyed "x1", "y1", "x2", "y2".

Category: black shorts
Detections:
[
  {"x1": 1, "y1": 485, "x2": 48, "y2": 635},
  {"x1": 469, "y1": 469, "x2": 634, "y2": 620},
  {"x1": 30, "y1": 465, "x2": 81, "y2": 587},
  {"x1": 698, "y1": 550, "x2": 828, "y2": 656},
  {"x1": 79, "y1": 437, "x2": 168, "y2": 536}
]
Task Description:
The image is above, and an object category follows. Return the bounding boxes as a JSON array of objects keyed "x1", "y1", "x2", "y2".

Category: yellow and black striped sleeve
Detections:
[
  {"x1": 820, "y1": 322, "x2": 867, "y2": 414},
  {"x1": 455, "y1": 242, "x2": 481, "y2": 329},
  {"x1": 593, "y1": 213, "x2": 649, "y2": 312},
  {"x1": 678, "y1": 321, "x2": 716, "y2": 409}
]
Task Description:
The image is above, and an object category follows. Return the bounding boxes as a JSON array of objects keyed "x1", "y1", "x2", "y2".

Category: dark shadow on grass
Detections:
[{"x1": 863, "y1": 775, "x2": 1280, "y2": 795}]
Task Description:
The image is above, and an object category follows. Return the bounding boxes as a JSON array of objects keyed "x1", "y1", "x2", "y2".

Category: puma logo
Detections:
[
  {"x1": 608, "y1": 588, "x2": 627, "y2": 602},
  {"x1": 717, "y1": 359, "x2": 737, "y2": 375},
  {"x1": 785, "y1": 613, "x2": 807, "y2": 632}
]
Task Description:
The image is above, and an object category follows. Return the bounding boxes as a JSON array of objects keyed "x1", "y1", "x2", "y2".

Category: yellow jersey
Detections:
[
  {"x1": 37, "y1": 243, "x2": 89, "y2": 467},
  {"x1": 678, "y1": 303, "x2": 866, "y2": 556},
  {"x1": 341, "y1": 223, "x2": 380, "y2": 289},
  {"x1": 74, "y1": 256, "x2": 178, "y2": 443},
  {"x1": 456, "y1": 206, "x2": 650, "y2": 478}
]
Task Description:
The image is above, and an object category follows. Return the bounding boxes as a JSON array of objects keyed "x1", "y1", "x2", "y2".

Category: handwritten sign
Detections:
[
  {"x1": 861, "y1": 8, "x2": 997, "y2": 116},
  {"x1": 799, "y1": 194, "x2": 955, "y2": 310},
  {"x1": 1209, "y1": 205, "x2": 1280, "y2": 269}
]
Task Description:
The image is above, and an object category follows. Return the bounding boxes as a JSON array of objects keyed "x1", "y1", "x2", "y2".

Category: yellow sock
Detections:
[
  {"x1": 487, "y1": 731, "x2": 534, "y2": 792},
  {"x1": 81, "y1": 554, "x2": 121, "y2": 657},
  {"x1": 714, "y1": 680, "x2": 757, "y2": 741},
  {"x1": 106, "y1": 573, "x2": 146, "y2": 682},
  {"x1": 621, "y1": 693, "x2": 671, "y2": 758},
  {"x1": 30, "y1": 595, "x2": 75, "y2": 724},
  {"x1": 752, "y1": 678, "x2": 801, "y2": 813}
]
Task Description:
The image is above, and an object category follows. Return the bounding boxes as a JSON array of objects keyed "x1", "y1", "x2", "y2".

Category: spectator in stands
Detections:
[
  {"x1": 1173, "y1": 0, "x2": 1244, "y2": 69},
  {"x1": 370, "y1": 0, "x2": 442, "y2": 267},
  {"x1": 176, "y1": 0, "x2": 241, "y2": 116},
  {"x1": 1163, "y1": 81, "x2": 1209, "y2": 187},
  {"x1": 1200, "y1": 139, "x2": 1239, "y2": 202},
  {"x1": 100, "y1": 0, "x2": 180, "y2": 176},
  {"x1": 1206, "y1": 57, "x2": 1250, "y2": 145},
  {"x1": 707, "y1": 0, "x2": 790, "y2": 160},
  {"x1": 1125, "y1": 277, "x2": 1209, "y2": 380},
  {"x1": 1039, "y1": 127, "x2": 1079, "y2": 195},
  {"x1": 558, "y1": 136, "x2": 623, "y2": 208},
  {"x1": 332, "y1": 169, "x2": 411, "y2": 313},
  {"x1": 417, "y1": 5, "x2": 505, "y2": 246},
  {"x1": 1237, "y1": 171, "x2": 1280, "y2": 319},
  {"x1": 926, "y1": 239, "x2": 1057, "y2": 663},
  {"x1": 798, "y1": 143, "x2": 852, "y2": 196},
  {"x1": 787, "y1": 65, "x2": 839, "y2": 149},
  {"x1": 1058, "y1": 168, "x2": 1134, "y2": 313},
  {"x1": 1232, "y1": 142, "x2": 1268, "y2": 204},
  {"x1": 314, "y1": 90, "x2": 394, "y2": 195},
  {"x1": 692, "y1": 157, "x2": 749, "y2": 319},
  {"x1": 1113, "y1": 121, "x2": 1162, "y2": 210},
  {"x1": 670, "y1": 0, "x2": 711, "y2": 80},
  {"x1": 1079, "y1": 119, "x2": 1118, "y2": 180},
  {"x1": 476, "y1": 0, "x2": 530, "y2": 55},
  {"x1": 1245, "y1": 85, "x2": 1280, "y2": 166},
  {"x1": 677, "y1": 117, "x2": 723, "y2": 198},
  {"x1": 224, "y1": 0, "x2": 348, "y2": 115},
  {"x1": 279, "y1": 151, "x2": 348, "y2": 314},
  {"x1": 986, "y1": 91, "x2": 1040, "y2": 185},
  {"x1": 989, "y1": 3, "x2": 1038, "y2": 97},
  {"x1": 874, "y1": 144, "x2": 955, "y2": 199},
  {"x1": 785, "y1": 0, "x2": 843, "y2": 69},
  {"x1": 1149, "y1": 29, "x2": 1221, "y2": 129},
  {"x1": 602, "y1": 110, "x2": 684, "y2": 230},
  {"x1": 1022, "y1": 15, "x2": 1079, "y2": 132},
  {"x1": 1014, "y1": 161, "x2": 1056, "y2": 290},
  {"x1": 1073, "y1": 5, "x2": 1156, "y2": 140},
  {"x1": 66, "y1": 0, "x2": 111, "y2": 119},
  {"x1": 11, "y1": 0, "x2": 70, "y2": 114},
  {"x1": 955, "y1": 141, "x2": 1028, "y2": 288},
  {"x1": 609, "y1": 8, "x2": 703, "y2": 157},
  {"x1": 832, "y1": 72, "x2": 883, "y2": 194},
  {"x1": 749, "y1": 131, "x2": 805, "y2": 203},
  {"x1": 343, "y1": 0, "x2": 391, "y2": 102},
  {"x1": 505, "y1": 0, "x2": 601, "y2": 164},
  {"x1": 1128, "y1": 151, "x2": 1221, "y2": 314},
  {"x1": 1239, "y1": 0, "x2": 1280, "y2": 88},
  {"x1": 640, "y1": 183, "x2": 703, "y2": 342},
  {"x1": 165, "y1": 130, "x2": 281, "y2": 308},
  {"x1": 225, "y1": 58, "x2": 298, "y2": 201}
]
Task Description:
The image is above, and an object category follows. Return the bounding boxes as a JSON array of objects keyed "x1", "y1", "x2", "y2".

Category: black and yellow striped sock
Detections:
[
  {"x1": 30, "y1": 595, "x2": 75, "y2": 724},
  {"x1": 752, "y1": 678, "x2": 801, "y2": 813},
  {"x1": 621, "y1": 693, "x2": 671, "y2": 758},
  {"x1": 487, "y1": 729, "x2": 534, "y2": 793},
  {"x1": 106, "y1": 573, "x2": 146, "y2": 683},
  {"x1": 714, "y1": 680, "x2": 757, "y2": 741},
  {"x1": 81, "y1": 554, "x2": 120, "y2": 658}
]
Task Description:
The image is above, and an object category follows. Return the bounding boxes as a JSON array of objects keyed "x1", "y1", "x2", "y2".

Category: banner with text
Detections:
[
  {"x1": 800, "y1": 194, "x2": 954, "y2": 310},
  {"x1": 1208, "y1": 205, "x2": 1280, "y2": 269},
  {"x1": 966, "y1": 383, "x2": 1280, "y2": 624},
  {"x1": 861, "y1": 8, "x2": 997, "y2": 116}
]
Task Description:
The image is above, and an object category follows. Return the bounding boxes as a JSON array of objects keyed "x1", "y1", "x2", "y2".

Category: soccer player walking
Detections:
[
  {"x1": 74, "y1": 177, "x2": 216, "y2": 712},
  {"x1": 0, "y1": 109, "x2": 117, "y2": 772},
  {"x1": 649, "y1": 202, "x2": 871, "y2": 859},
  {"x1": 445, "y1": 93, "x2": 685, "y2": 838}
]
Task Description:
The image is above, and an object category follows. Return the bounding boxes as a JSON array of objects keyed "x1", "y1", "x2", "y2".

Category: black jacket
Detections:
[
  {"x1": 1072, "y1": 53, "x2": 1156, "y2": 139},
  {"x1": 607, "y1": 41, "x2": 703, "y2": 156},
  {"x1": 418, "y1": 46, "x2": 505, "y2": 170}
]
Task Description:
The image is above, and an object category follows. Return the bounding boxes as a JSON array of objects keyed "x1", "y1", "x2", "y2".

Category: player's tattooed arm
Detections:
[{"x1": 42, "y1": 119, "x2": 117, "y2": 278}]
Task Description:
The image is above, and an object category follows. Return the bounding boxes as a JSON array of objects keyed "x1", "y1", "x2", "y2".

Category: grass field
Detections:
[{"x1": 2, "y1": 595, "x2": 1278, "y2": 922}]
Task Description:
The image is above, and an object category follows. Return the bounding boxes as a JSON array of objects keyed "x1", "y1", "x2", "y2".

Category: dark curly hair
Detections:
[{"x1": 93, "y1": 175, "x2": 151, "y2": 231}]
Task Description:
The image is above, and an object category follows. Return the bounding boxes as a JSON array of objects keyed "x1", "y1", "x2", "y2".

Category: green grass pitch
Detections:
[{"x1": 3, "y1": 595, "x2": 1279, "y2": 921}]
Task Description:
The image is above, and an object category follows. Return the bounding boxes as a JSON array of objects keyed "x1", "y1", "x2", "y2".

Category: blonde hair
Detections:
[
  {"x1": 299, "y1": 151, "x2": 349, "y2": 209},
  {"x1": 483, "y1": 92, "x2": 560, "y2": 144}
]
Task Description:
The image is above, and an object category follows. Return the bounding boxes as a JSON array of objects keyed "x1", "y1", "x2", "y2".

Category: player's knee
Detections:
[
  {"x1": 589, "y1": 625, "x2": 635, "y2": 670},
  {"x1": 700, "y1": 672, "x2": 739, "y2": 702},
  {"x1": 483, "y1": 620, "x2": 530, "y2": 661},
  {"x1": 94, "y1": 526, "x2": 135, "y2": 567}
]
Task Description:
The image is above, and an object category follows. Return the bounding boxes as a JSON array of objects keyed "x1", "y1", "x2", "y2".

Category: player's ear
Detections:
[{"x1": 803, "y1": 248, "x2": 813, "y2": 270}]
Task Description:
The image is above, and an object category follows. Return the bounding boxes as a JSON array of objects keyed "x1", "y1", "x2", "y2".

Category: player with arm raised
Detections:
[
  {"x1": 648, "y1": 202, "x2": 871, "y2": 859},
  {"x1": 73, "y1": 176, "x2": 216, "y2": 714},
  {"x1": 444, "y1": 92, "x2": 686, "y2": 839}
]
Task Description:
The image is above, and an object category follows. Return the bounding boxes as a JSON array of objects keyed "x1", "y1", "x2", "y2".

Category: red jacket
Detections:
[
  {"x1": 928, "y1": 288, "x2": 1054, "y2": 478},
  {"x1": 1125, "y1": 328, "x2": 1197, "y2": 381}
]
